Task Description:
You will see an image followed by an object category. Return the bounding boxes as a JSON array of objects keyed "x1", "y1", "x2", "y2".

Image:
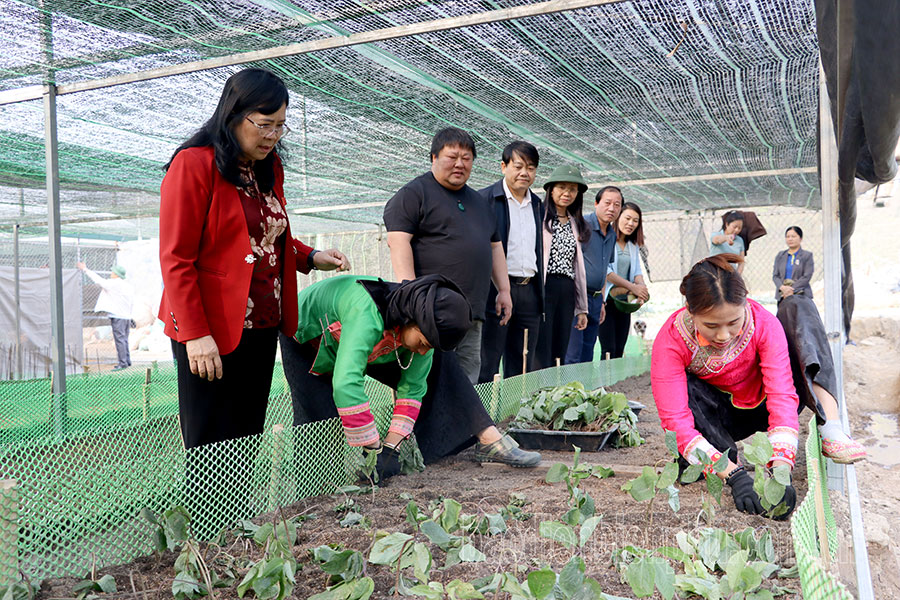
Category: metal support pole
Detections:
[
  {"x1": 44, "y1": 84, "x2": 67, "y2": 434},
  {"x1": 819, "y1": 66, "x2": 844, "y2": 491},
  {"x1": 13, "y1": 224, "x2": 22, "y2": 380},
  {"x1": 819, "y1": 60, "x2": 875, "y2": 600}
]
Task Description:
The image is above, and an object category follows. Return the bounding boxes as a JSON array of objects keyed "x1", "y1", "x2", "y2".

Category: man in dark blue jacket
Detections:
[{"x1": 478, "y1": 141, "x2": 544, "y2": 382}]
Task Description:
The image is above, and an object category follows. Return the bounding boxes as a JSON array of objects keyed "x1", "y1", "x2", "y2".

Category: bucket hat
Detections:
[
  {"x1": 543, "y1": 165, "x2": 588, "y2": 194},
  {"x1": 111, "y1": 265, "x2": 126, "y2": 279}
]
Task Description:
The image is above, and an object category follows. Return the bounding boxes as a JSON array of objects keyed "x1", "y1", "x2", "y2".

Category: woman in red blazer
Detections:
[{"x1": 159, "y1": 68, "x2": 349, "y2": 450}]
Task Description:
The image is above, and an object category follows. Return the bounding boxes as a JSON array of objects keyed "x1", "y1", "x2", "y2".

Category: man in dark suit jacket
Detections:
[{"x1": 478, "y1": 141, "x2": 544, "y2": 382}]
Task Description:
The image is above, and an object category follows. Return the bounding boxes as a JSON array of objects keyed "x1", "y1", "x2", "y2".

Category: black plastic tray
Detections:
[{"x1": 507, "y1": 400, "x2": 645, "y2": 452}]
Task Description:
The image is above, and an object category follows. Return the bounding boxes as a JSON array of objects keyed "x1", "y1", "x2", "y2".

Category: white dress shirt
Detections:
[
  {"x1": 503, "y1": 179, "x2": 538, "y2": 278},
  {"x1": 84, "y1": 268, "x2": 134, "y2": 320}
]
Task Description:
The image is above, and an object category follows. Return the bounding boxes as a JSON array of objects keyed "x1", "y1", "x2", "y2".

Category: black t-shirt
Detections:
[{"x1": 383, "y1": 171, "x2": 499, "y2": 320}]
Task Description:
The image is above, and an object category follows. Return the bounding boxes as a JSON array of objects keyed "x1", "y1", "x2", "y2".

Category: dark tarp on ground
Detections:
[{"x1": 816, "y1": 0, "x2": 900, "y2": 336}]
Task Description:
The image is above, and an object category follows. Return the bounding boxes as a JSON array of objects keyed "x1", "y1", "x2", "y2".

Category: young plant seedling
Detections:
[
  {"x1": 743, "y1": 432, "x2": 793, "y2": 519},
  {"x1": 237, "y1": 513, "x2": 299, "y2": 600},
  {"x1": 540, "y1": 447, "x2": 609, "y2": 550},
  {"x1": 72, "y1": 574, "x2": 117, "y2": 600},
  {"x1": 307, "y1": 545, "x2": 374, "y2": 600}
]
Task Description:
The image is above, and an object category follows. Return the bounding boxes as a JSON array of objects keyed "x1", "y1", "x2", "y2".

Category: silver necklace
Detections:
[{"x1": 393, "y1": 333, "x2": 414, "y2": 370}]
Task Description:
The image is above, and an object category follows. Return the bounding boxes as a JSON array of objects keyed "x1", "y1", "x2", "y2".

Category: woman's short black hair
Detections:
[
  {"x1": 165, "y1": 68, "x2": 290, "y2": 193},
  {"x1": 501, "y1": 140, "x2": 539, "y2": 168},
  {"x1": 785, "y1": 225, "x2": 803, "y2": 238},
  {"x1": 721, "y1": 210, "x2": 744, "y2": 229},
  {"x1": 430, "y1": 127, "x2": 477, "y2": 160}
]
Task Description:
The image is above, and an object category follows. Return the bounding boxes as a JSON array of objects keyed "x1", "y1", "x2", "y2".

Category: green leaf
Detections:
[
  {"x1": 407, "y1": 582, "x2": 444, "y2": 600},
  {"x1": 97, "y1": 575, "x2": 117, "y2": 594},
  {"x1": 445, "y1": 580, "x2": 484, "y2": 600},
  {"x1": 666, "y1": 485, "x2": 680, "y2": 513},
  {"x1": 743, "y1": 432, "x2": 773, "y2": 466},
  {"x1": 163, "y1": 506, "x2": 191, "y2": 545},
  {"x1": 558, "y1": 556, "x2": 586, "y2": 597},
  {"x1": 275, "y1": 519, "x2": 297, "y2": 546},
  {"x1": 348, "y1": 578, "x2": 374, "y2": 600},
  {"x1": 624, "y1": 557, "x2": 656, "y2": 597},
  {"x1": 538, "y1": 520, "x2": 576, "y2": 549},
  {"x1": 652, "y1": 557, "x2": 676, "y2": 600},
  {"x1": 713, "y1": 450, "x2": 730, "y2": 473},
  {"x1": 458, "y1": 543, "x2": 486, "y2": 563},
  {"x1": 724, "y1": 550, "x2": 751, "y2": 590},
  {"x1": 763, "y1": 478, "x2": 786, "y2": 507},
  {"x1": 172, "y1": 573, "x2": 203, "y2": 599},
  {"x1": 526, "y1": 568, "x2": 557, "y2": 600},
  {"x1": 657, "y1": 462, "x2": 679, "y2": 489},
  {"x1": 705, "y1": 471, "x2": 724, "y2": 503},
  {"x1": 441, "y1": 499, "x2": 462, "y2": 532},
  {"x1": 546, "y1": 463, "x2": 569, "y2": 483},
  {"x1": 772, "y1": 465, "x2": 792, "y2": 486},
  {"x1": 405, "y1": 500, "x2": 422, "y2": 527},
  {"x1": 757, "y1": 531, "x2": 775, "y2": 563},
  {"x1": 623, "y1": 467, "x2": 658, "y2": 502},
  {"x1": 412, "y1": 542, "x2": 432, "y2": 582},
  {"x1": 664, "y1": 430, "x2": 679, "y2": 458},
  {"x1": 579, "y1": 515, "x2": 603, "y2": 547},
  {"x1": 563, "y1": 406, "x2": 582, "y2": 421},
  {"x1": 591, "y1": 465, "x2": 615, "y2": 479},
  {"x1": 680, "y1": 464, "x2": 704, "y2": 484},
  {"x1": 368, "y1": 532, "x2": 413, "y2": 565},
  {"x1": 419, "y1": 520, "x2": 452, "y2": 548},
  {"x1": 253, "y1": 523, "x2": 274, "y2": 546}
]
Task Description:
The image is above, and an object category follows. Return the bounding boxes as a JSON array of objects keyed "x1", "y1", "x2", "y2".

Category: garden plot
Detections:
[{"x1": 35, "y1": 373, "x2": 807, "y2": 600}]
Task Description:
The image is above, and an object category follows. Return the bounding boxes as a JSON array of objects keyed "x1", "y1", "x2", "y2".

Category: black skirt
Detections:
[{"x1": 279, "y1": 333, "x2": 494, "y2": 463}]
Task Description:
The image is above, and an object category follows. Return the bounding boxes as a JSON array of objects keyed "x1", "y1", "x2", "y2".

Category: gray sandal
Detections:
[{"x1": 474, "y1": 434, "x2": 541, "y2": 467}]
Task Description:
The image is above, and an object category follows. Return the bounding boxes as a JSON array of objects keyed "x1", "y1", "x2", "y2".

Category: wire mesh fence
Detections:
[
  {"x1": 791, "y1": 415, "x2": 854, "y2": 599},
  {"x1": 0, "y1": 354, "x2": 649, "y2": 583}
]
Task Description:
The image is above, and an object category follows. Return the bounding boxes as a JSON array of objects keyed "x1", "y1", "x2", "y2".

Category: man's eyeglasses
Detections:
[{"x1": 245, "y1": 117, "x2": 291, "y2": 139}]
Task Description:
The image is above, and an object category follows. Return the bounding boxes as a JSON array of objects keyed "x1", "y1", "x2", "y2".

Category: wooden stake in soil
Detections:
[
  {"x1": 490, "y1": 374, "x2": 501, "y2": 420},
  {"x1": 522, "y1": 329, "x2": 528, "y2": 375},
  {"x1": 267, "y1": 424, "x2": 287, "y2": 511},
  {"x1": 141, "y1": 367, "x2": 152, "y2": 421},
  {"x1": 0, "y1": 479, "x2": 18, "y2": 587}
]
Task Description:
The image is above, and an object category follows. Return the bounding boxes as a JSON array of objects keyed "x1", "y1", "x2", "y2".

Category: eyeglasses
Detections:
[{"x1": 245, "y1": 117, "x2": 291, "y2": 139}]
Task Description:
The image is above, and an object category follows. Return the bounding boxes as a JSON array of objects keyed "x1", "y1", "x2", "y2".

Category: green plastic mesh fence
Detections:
[
  {"x1": 790, "y1": 415, "x2": 853, "y2": 599},
  {"x1": 0, "y1": 0, "x2": 820, "y2": 227},
  {"x1": 0, "y1": 354, "x2": 649, "y2": 582}
]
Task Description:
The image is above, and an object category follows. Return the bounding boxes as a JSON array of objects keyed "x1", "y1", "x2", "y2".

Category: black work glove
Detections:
[
  {"x1": 727, "y1": 468, "x2": 764, "y2": 515},
  {"x1": 375, "y1": 445, "x2": 403, "y2": 482},
  {"x1": 772, "y1": 484, "x2": 797, "y2": 521}
]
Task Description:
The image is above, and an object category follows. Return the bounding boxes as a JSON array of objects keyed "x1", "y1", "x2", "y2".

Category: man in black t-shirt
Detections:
[{"x1": 384, "y1": 128, "x2": 512, "y2": 384}]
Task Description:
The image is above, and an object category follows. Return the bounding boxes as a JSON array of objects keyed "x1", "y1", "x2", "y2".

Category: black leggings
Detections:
[
  {"x1": 597, "y1": 297, "x2": 631, "y2": 359},
  {"x1": 535, "y1": 274, "x2": 576, "y2": 369}
]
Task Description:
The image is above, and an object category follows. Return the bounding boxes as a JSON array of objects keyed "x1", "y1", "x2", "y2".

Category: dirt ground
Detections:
[
  {"x1": 829, "y1": 317, "x2": 900, "y2": 599},
  {"x1": 37, "y1": 372, "x2": 806, "y2": 599}
]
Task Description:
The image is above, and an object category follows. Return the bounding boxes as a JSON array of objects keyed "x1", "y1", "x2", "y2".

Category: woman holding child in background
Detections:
[{"x1": 709, "y1": 210, "x2": 745, "y2": 273}]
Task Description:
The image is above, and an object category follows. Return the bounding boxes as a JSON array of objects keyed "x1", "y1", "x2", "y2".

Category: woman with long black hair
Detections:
[
  {"x1": 598, "y1": 201, "x2": 649, "y2": 359},
  {"x1": 159, "y1": 68, "x2": 350, "y2": 450},
  {"x1": 534, "y1": 165, "x2": 589, "y2": 369}
]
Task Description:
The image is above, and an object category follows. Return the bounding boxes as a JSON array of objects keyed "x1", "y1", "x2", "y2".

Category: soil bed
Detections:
[{"x1": 37, "y1": 373, "x2": 805, "y2": 599}]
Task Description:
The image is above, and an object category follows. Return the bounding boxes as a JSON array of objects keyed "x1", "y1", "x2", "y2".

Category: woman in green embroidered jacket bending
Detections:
[{"x1": 280, "y1": 274, "x2": 540, "y2": 480}]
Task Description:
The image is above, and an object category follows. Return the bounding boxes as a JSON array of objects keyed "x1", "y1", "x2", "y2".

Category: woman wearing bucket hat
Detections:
[
  {"x1": 534, "y1": 165, "x2": 589, "y2": 369},
  {"x1": 598, "y1": 201, "x2": 650, "y2": 359},
  {"x1": 280, "y1": 274, "x2": 541, "y2": 481}
]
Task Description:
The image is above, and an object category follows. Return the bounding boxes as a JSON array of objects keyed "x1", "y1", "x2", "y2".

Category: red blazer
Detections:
[{"x1": 158, "y1": 146, "x2": 313, "y2": 355}]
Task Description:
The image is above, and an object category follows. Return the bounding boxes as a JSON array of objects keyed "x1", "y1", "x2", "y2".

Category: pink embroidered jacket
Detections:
[{"x1": 650, "y1": 299, "x2": 800, "y2": 467}]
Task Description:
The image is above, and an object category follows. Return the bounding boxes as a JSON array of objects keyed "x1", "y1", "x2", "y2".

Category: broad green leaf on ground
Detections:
[
  {"x1": 557, "y1": 556, "x2": 586, "y2": 597},
  {"x1": 419, "y1": 520, "x2": 452, "y2": 548},
  {"x1": 368, "y1": 532, "x2": 413, "y2": 565},
  {"x1": 546, "y1": 462, "x2": 569, "y2": 483},
  {"x1": 458, "y1": 543, "x2": 486, "y2": 563},
  {"x1": 580, "y1": 516, "x2": 603, "y2": 547},
  {"x1": 666, "y1": 485, "x2": 680, "y2": 513},
  {"x1": 526, "y1": 568, "x2": 557, "y2": 600},
  {"x1": 539, "y1": 520, "x2": 577, "y2": 549}
]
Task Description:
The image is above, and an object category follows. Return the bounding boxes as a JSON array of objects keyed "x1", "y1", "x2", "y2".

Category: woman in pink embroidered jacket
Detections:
[{"x1": 651, "y1": 254, "x2": 865, "y2": 519}]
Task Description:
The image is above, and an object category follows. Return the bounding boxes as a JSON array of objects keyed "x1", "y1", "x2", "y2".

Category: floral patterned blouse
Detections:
[
  {"x1": 546, "y1": 218, "x2": 576, "y2": 279},
  {"x1": 237, "y1": 163, "x2": 288, "y2": 329}
]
